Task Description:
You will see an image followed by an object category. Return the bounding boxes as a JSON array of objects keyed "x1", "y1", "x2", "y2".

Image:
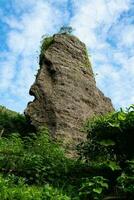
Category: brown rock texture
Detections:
[{"x1": 25, "y1": 33, "x2": 114, "y2": 153}]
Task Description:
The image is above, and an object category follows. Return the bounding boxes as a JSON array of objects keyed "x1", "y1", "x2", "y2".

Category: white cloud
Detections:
[
  {"x1": 70, "y1": 0, "x2": 134, "y2": 109},
  {"x1": 121, "y1": 25, "x2": 134, "y2": 47},
  {"x1": 0, "y1": 54, "x2": 16, "y2": 90},
  {"x1": 0, "y1": 0, "x2": 69, "y2": 112},
  {"x1": 8, "y1": 32, "x2": 25, "y2": 53}
]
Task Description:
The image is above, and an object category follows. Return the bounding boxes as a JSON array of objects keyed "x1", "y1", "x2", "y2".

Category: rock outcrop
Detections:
[{"x1": 25, "y1": 33, "x2": 114, "y2": 154}]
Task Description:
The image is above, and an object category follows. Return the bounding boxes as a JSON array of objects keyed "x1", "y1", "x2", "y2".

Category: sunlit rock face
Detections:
[{"x1": 25, "y1": 33, "x2": 114, "y2": 155}]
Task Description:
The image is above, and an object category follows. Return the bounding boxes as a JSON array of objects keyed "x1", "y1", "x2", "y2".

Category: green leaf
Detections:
[
  {"x1": 108, "y1": 161, "x2": 121, "y2": 171},
  {"x1": 88, "y1": 182, "x2": 94, "y2": 186},
  {"x1": 99, "y1": 140, "x2": 115, "y2": 146},
  {"x1": 117, "y1": 112, "x2": 126, "y2": 121},
  {"x1": 93, "y1": 187, "x2": 102, "y2": 194},
  {"x1": 99, "y1": 182, "x2": 108, "y2": 189},
  {"x1": 108, "y1": 122, "x2": 120, "y2": 128}
]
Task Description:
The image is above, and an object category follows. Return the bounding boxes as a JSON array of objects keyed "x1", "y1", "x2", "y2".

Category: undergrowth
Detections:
[{"x1": 0, "y1": 105, "x2": 134, "y2": 199}]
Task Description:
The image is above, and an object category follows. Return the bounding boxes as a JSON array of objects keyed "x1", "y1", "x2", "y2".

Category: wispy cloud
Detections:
[
  {"x1": 0, "y1": 0, "x2": 70, "y2": 112},
  {"x1": 70, "y1": 0, "x2": 134, "y2": 109}
]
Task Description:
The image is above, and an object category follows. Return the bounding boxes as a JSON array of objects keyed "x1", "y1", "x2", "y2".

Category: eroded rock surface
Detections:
[{"x1": 25, "y1": 34, "x2": 114, "y2": 154}]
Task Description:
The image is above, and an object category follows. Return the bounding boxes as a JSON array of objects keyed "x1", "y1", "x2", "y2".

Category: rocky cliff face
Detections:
[{"x1": 25, "y1": 33, "x2": 114, "y2": 154}]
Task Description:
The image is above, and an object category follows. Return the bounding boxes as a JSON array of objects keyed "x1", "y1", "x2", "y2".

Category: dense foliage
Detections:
[
  {"x1": 0, "y1": 105, "x2": 134, "y2": 199},
  {"x1": 78, "y1": 105, "x2": 134, "y2": 199},
  {"x1": 0, "y1": 130, "x2": 76, "y2": 199},
  {"x1": 0, "y1": 174, "x2": 71, "y2": 200},
  {"x1": 0, "y1": 106, "x2": 35, "y2": 137}
]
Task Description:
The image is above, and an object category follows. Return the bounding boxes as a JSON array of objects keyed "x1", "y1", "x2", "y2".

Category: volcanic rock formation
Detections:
[{"x1": 25, "y1": 33, "x2": 114, "y2": 153}]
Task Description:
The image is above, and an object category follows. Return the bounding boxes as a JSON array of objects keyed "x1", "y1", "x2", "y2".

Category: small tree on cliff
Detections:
[{"x1": 59, "y1": 26, "x2": 74, "y2": 34}]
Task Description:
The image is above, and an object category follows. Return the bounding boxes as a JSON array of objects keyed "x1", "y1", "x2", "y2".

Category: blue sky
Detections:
[{"x1": 0, "y1": 0, "x2": 134, "y2": 113}]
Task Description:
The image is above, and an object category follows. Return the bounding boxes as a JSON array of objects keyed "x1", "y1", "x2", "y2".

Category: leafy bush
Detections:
[
  {"x1": 19, "y1": 129, "x2": 70, "y2": 184},
  {"x1": 80, "y1": 105, "x2": 134, "y2": 163},
  {"x1": 0, "y1": 133, "x2": 24, "y2": 174},
  {"x1": 0, "y1": 129, "x2": 70, "y2": 185},
  {"x1": 117, "y1": 160, "x2": 134, "y2": 198},
  {"x1": 0, "y1": 129, "x2": 80, "y2": 199},
  {"x1": 0, "y1": 106, "x2": 35, "y2": 137},
  {"x1": 42, "y1": 184, "x2": 71, "y2": 200},
  {"x1": 117, "y1": 172, "x2": 134, "y2": 198},
  {"x1": 78, "y1": 105, "x2": 134, "y2": 198},
  {"x1": 0, "y1": 105, "x2": 134, "y2": 199},
  {"x1": 41, "y1": 36, "x2": 54, "y2": 52},
  {"x1": 79, "y1": 176, "x2": 108, "y2": 200},
  {"x1": 0, "y1": 174, "x2": 70, "y2": 200}
]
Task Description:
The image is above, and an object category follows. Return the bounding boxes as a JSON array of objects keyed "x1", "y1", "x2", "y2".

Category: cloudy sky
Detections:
[{"x1": 0, "y1": 0, "x2": 134, "y2": 113}]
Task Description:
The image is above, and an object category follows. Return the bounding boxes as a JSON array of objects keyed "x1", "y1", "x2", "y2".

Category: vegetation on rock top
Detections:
[
  {"x1": 40, "y1": 36, "x2": 54, "y2": 64},
  {"x1": 39, "y1": 26, "x2": 73, "y2": 64}
]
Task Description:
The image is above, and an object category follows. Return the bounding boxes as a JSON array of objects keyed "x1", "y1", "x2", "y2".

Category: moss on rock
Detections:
[{"x1": 40, "y1": 36, "x2": 54, "y2": 64}]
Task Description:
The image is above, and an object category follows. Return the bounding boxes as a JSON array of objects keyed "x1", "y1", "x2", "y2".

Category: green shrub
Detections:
[
  {"x1": 0, "y1": 174, "x2": 42, "y2": 200},
  {"x1": 0, "y1": 133, "x2": 24, "y2": 174},
  {"x1": 42, "y1": 184, "x2": 71, "y2": 200},
  {"x1": 21, "y1": 129, "x2": 70, "y2": 184},
  {"x1": 79, "y1": 176, "x2": 108, "y2": 200},
  {"x1": 0, "y1": 106, "x2": 35, "y2": 137},
  {"x1": 117, "y1": 160, "x2": 134, "y2": 198},
  {"x1": 117, "y1": 172, "x2": 134, "y2": 198},
  {"x1": 0, "y1": 129, "x2": 75, "y2": 199},
  {"x1": 0, "y1": 174, "x2": 70, "y2": 200},
  {"x1": 40, "y1": 36, "x2": 54, "y2": 64},
  {"x1": 79, "y1": 105, "x2": 134, "y2": 162},
  {"x1": 41, "y1": 36, "x2": 54, "y2": 52},
  {"x1": 1, "y1": 104, "x2": 134, "y2": 199},
  {"x1": 0, "y1": 129, "x2": 70, "y2": 184},
  {"x1": 78, "y1": 105, "x2": 134, "y2": 198}
]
